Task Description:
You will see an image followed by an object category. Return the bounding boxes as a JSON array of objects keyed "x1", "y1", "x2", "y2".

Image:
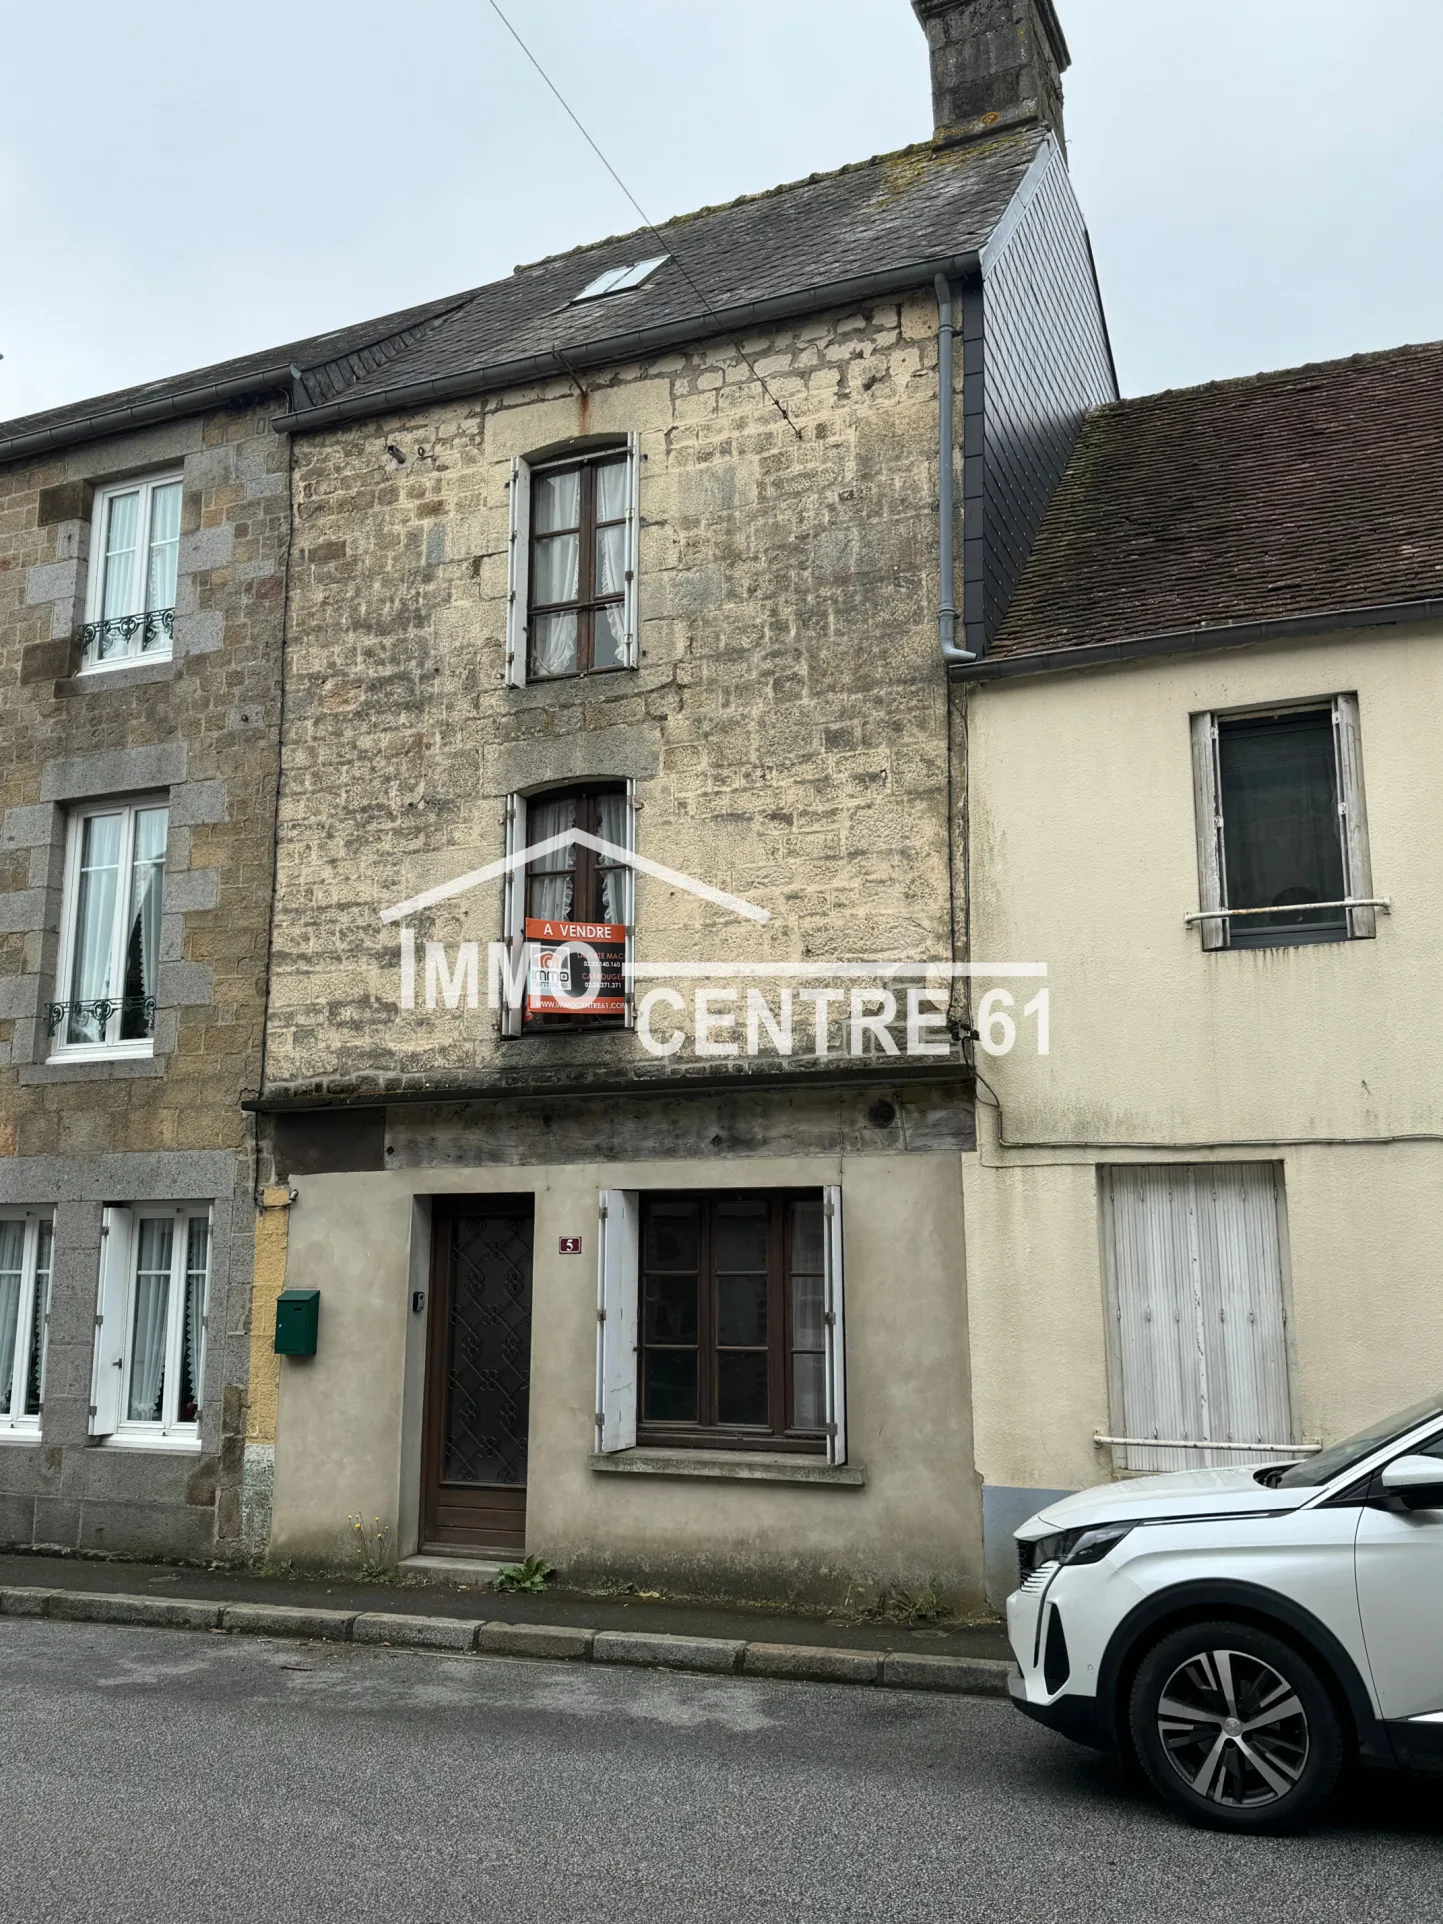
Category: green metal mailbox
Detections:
[{"x1": 274, "y1": 1288, "x2": 320, "y2": 1357}]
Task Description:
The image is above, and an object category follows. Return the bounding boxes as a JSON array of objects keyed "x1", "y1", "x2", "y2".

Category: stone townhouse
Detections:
[
  {"x1": 242, "y1": 0, "x2": 1115, "y2": 1608},
  {"x1": 0, "y1": 297, "x2": 471, "y2": 1558}
]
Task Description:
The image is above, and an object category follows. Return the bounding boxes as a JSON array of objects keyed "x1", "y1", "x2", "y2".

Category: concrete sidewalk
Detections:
[{"x1": 0, "y1": 1550, "x2": 1012, "y2": 1695}]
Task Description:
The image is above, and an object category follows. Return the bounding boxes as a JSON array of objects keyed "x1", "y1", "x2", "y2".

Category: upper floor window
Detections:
[
  {"x1": 91, "y1": 1206, "x2": 210, "y2": 1447},
  {"x1": 500, "y1": 784, "x2": 631, "y2": 1033},
  {"x1": 1190, "y1": 694, "x2": 1376, "y2": 950},
  {"x1": 0, "y1": 1212, "x2": 52, "y2": 1439},
  {"x1": 49, "y1": 799, "x2": 167, "y2": 1059},
  {"x1": 506, "y1": 442, "x2": 638, "y2": 685},
  {"x1": 81, "y1": 473, "x2": 183, "y2": 669}
]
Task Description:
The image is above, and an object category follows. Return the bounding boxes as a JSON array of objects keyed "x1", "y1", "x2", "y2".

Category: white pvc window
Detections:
[
  {"x1": 91, "y1": 1205, "x2": 210, "y2": 1446},
  {"x1": 82, "y1": 473, "x2": 183, "y2": 668},
  {"x1": 50, "y1": 799, "x2": 167, "y2": 1059},
  {"x1": 0, "y1": 1213, "x2": 53, "y2": 1439}
]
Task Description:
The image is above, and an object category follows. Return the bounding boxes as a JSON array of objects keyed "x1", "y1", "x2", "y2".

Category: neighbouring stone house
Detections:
[{"x1": 0, "y1": 297, "x2": 471, "y2": 1558}]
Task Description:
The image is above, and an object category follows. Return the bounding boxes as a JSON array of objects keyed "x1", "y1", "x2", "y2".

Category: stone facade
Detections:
[
  {"x1": 265, "y1": 294, "x2": 962, "y2": 1097},
  {"x1": 0, "y1": 401, "x2": 288, "y2": 1558}
]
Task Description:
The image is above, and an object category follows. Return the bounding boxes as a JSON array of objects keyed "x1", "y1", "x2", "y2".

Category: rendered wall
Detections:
[
  {"x1": 962, "y1": 627, "x2": 1443, "y2": 1534},
  {"x1": 269, "y1": 1148, "x2": 983, "y2": 1610}
]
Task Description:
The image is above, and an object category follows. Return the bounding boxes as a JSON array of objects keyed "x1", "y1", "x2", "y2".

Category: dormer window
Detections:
[
  {"x1": 572, "y1": 256, "x2": 668, "y2": 303},
  {"x1": 81, "y1": 473, "x2": 183, "y2": 669}
]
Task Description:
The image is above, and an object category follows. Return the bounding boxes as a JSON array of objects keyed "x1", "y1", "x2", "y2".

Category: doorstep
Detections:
[{"x1": 400, "y1": 1555, "x2": 507, "y2": 1583}]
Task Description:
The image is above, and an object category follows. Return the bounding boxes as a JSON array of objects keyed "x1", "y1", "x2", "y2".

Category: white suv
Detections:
[{"x1": 1007, "y1": 1393, "x2": 1443, "y2": 1832}]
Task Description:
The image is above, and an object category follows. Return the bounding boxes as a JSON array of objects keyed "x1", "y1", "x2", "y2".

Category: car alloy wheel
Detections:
[
  {"x1": 1155, "y1": 1646, "x2": 1308, "y2": 1807},
  {"x1": 1129, "y1": 1618, "x2": 1343, "y2": 1833}
]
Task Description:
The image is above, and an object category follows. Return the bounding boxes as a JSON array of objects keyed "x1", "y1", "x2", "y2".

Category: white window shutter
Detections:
[
  {"x1": 505, "y1": 455, "x2": 531, "y2": 688},
  {"x1": 1189, "y1": 711, "x2": 1228, "y2": 951},
  {"x1": 595, "y1": 1189, "x2": 639, "y2": 1454},
  {"x1": 622, "y1": 777, "x2": 638, "y2": 1030},
  {"x1": 90, "y1": 1205, "x2": 134, "y2": 1437},
  {"x1": 823, "y1": 1185, "x2": 847, "y2": 1466},
  {"x1": 500, "y1": 792, "x2": 528, "y2": 1038},
  {"x1": 621, "y1": 434, "x2": 640, "y2": 669},
  {"x1": 1333, "y1": 693, "x2": 1375, "y2": 938}
]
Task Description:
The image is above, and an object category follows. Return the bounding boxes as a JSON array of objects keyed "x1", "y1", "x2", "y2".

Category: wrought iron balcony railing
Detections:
[
  {"x1": 80, "y1": 607, "x2": 174, "y2": 663},
  {"x1": 46, "y1": 996, "x2": 157, "y2": 1042}
]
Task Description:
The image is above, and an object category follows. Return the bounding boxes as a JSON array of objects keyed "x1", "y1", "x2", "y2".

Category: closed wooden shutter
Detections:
[{"x1": 1102, "y1": 1164, "x2": 1295, "y2": 1472}]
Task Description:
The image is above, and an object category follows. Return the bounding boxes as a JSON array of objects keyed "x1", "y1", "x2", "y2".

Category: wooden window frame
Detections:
[
  {"x1": 636, "y1": 1190, "x2": 827, "y2": 1456},
  {"x1": 527, "y1": 451, "x2": 629, "y2": 681},
  {"x1": 519, "y1": 783, "x2": 630, "y2": 1032}
]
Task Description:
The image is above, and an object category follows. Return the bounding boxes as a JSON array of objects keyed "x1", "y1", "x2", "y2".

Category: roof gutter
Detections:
[
  {"x1": 270, "y1": 250, "x2": 985, "y2": 435},
  {"x1": 949, "y1": 595, "x2": 1443, "y2": 683},
  {"x1": 242, "y1": 1057, "x2": 972, "y2": 1116},
  {"x1": 0, "y1": 364, "x2": 301, "y2": 466}
]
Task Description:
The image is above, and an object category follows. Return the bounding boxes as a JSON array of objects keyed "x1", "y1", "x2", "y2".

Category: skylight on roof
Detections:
[{"x1": 572, "y1": 255, "x2": 668, "y2": 304}]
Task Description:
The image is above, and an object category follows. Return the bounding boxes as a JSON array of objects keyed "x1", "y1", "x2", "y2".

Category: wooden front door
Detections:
[{"x1": 421, "y1": 1200, "x2": 534, "y2": 1555}]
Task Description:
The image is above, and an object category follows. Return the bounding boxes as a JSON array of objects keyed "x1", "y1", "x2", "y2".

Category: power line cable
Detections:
[{"x1": 485, "y1": 0, "x2": 803, "y2": 439}]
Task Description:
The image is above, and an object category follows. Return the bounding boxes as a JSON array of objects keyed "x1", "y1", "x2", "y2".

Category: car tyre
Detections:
[{"x1": 1128, "y1": 1618, "x2": 1344, "y2": 1834}]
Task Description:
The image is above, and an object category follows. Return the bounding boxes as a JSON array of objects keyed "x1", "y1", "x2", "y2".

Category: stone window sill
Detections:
[{"x1": 588, "y1": 1448, "x2": 866, "y2": 1487}]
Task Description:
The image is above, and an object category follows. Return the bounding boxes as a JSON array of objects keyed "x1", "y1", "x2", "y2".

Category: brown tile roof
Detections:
[{"x1": 987, "y1": 339, "x2": 1443, "y2": 663}]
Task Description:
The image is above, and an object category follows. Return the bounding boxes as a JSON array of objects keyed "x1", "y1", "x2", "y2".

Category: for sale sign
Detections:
[{"x1": 524, "y1": 918, "x2": 627, "y2": 1017}]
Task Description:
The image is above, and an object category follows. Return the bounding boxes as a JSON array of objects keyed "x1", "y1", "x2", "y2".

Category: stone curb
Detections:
[{"x1": 0, "y1": 1585, "x2": 1012, "y2": 1697}]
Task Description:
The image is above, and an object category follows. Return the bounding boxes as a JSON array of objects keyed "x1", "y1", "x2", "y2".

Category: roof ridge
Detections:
[
  {"x1": 509, "y1": 134, "x2": 989, "y2": 276},
  {"x1": 1096, "y1": 336, "x2": 1443, "y2": 416}
]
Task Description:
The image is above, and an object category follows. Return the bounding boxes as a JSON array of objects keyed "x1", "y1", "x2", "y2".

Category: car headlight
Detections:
[{"x1": 1019, "y1": 1521, "x2": 1135, "y2": 1575}]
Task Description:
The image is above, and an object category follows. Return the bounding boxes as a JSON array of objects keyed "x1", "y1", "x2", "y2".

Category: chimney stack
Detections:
[{"x1": 910, "y1": 0, "x2": 1069, "y2": 148}]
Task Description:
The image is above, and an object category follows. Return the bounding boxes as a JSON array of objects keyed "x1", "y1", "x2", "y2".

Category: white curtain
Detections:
[
  {"x1": 68, "y1": 815, "x2": 122, "y2": 1043},
  {"x1": 26, "y1": 1222, "x2": 52, "y2": 1417},
  {"x1": 528, "y1": 796, "x2": 576, "y2": 921},
  {"x1": 0, "y1": 1221, "x2": 23, "y2": 1416},
  {"x1": 121, "y1": 808, "x2": 167, "y2": 1036},
  {"x1": 530, "y1": 469, "x2": 581, "y2": 676},
  {"x1": 182, "y1": 1220, "x2": 209, "y2": 1422},
  {"x1": 101, "y1": 491, "x2": 140, "y2": 625},
  {"x1": 127, "y1": 1218, "x2": 173, "y2": 1422},
  {"x1": 593, "y1": 461, "x2": 628, "y2": 668},
  {"x1": 596, "y1": 791, "x2": 630, "y2": 925},
  {"x1": 144, "y1": 482, "x2": 182, "y2": 619}
]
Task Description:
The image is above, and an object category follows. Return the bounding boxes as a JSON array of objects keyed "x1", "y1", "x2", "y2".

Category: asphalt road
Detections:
[{"x1": 0, "y1": 1620, "x2": 1436, "y2": 1924}]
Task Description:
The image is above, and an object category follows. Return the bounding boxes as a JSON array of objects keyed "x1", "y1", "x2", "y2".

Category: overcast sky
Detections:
[{"x1": 4, "y1": 0, "x2": 1442, "y2": 423}]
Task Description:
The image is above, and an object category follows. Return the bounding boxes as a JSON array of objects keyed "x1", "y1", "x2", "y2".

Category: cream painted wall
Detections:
[
  {"x1": 271, "y1": 1150, "x2": 981, "y2": 1608},
  {"x1": 962, "y1": 627, "x2": 1443, "y2": 1494}
]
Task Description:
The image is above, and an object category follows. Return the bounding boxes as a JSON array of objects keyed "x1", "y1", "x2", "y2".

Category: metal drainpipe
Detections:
[{"x1": 935, "y1": 274, "x2": 976, "y2": 665}]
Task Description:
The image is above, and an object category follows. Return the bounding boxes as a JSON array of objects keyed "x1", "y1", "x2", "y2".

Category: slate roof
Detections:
[
  {"x1": 0, "y1": 292, "x2": 471, "y2": 458},
  {"x1": 0, "y1": 129, "x2": 1042, "y2": 457},
  {"x1": 987, "y1": 340, "x2": 1443, "y2": 665},
  {"x1": 302, "y1": 129, "x2": 1043, "y2": 415}
]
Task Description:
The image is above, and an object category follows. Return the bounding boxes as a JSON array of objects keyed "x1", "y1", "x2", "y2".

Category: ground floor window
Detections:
[
  {"x1": 91, "y1": 1206, "x2": 210, "y2": 1445},
  {"x1": 0, "y1": 1213, "x2": 52, "y2": 1437},
  {"x1": 1100, "y1": 1163, "x2": 1298, "y2": 1471},
  {"x1": 596, "y1": 1187, "x2": 846, "y2": 1462}
]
